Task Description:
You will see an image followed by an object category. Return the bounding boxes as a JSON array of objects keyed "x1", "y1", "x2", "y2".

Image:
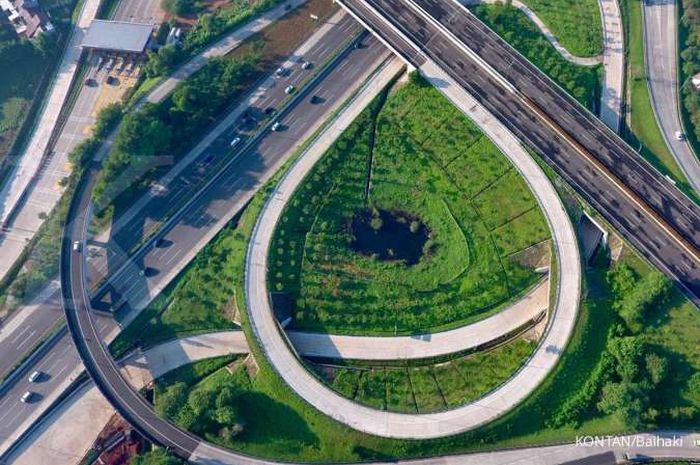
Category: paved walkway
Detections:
[
  {"x1": 643, "y1": 0, "x2": 700, "y2": 192},
  {"x1": 0, "y1": 0, "x2": 101, "y2": 227},
  {"x1": 245, "y1": 50, "x2": 581, "y2": 438},
  {"x1": 7, "y1": 331, "x2": 248, "y2": 465},
  {"x1": 289, "y1": 278, "x2": 548, "y2": 360}
]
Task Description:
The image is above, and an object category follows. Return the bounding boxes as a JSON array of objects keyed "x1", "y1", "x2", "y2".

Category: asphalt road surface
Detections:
[
  {"x1": 340, "y1": 0, "x2": 700, "y2": 306},
  {"x1": 61, "y1": 38, "x2": 390, "y2": 463},
  {"x1": 643, "y1": 0, "x2": 700, "y2": 193},
  {"x1": 89, "y1": 14, "x2": 363, "y2": 309},
  {"x1": 0, "y1": 19, "x2": 375, "y2": 458}
]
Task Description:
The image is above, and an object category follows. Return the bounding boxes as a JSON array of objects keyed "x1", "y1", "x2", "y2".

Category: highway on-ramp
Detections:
[
  {"x1": 643, "y1": 0, "x2": 700, "y2": 193},
  {"x1": 339, "y1": 0, "x2": 700, "y2": 306},
  {"x1": 59, "y1": 35, "x2": 392, "y2": 464}
]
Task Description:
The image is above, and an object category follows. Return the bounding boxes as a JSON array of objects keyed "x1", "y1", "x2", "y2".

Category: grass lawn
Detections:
[
  {"x1": 313, "y1": 338, "x2": 534, "y2": 413},
  {"x1": 472, "y1": 4, "x2": 601, "y2": 111},
  {"x1": 518, "y1": 0, "x2": 603, "y2": 57},
  {"x1": 268, "y1": 77, "x2": 550, "y2": 336},
  {"x1": 132, "y1": 73, "x2": 698, "y2": 462},
  {"x1": 622, "y1": 0, "x2": 696, "y2": 198}
]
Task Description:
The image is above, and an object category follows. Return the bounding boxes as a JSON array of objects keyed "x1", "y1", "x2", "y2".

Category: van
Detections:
[{"x1": 28, "y1": 370, "x2": 41, "y2": 383}]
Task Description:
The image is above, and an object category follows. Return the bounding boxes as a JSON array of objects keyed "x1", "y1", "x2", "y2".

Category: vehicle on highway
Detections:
[
  {"x1": 301, "y1": 60, "x2": 312, "y2": 70},
  {"x1": 271, "y1": 121, "x2": 282, "y2": 132},
  {"x1": 28, "y1": 370, "x2": 42, "y2": 383},
  {"x1": 310, "y1": 94, "x2": 323, "y2": 104},
  {"x1": 230, "y1": 136, "x2": 241, "y2": 147},
  {"x1": 675, "y1": 131, "x2": 685, "y2": 141},
  {"x1": 285, "y1": 85, "x2": 295, "y2": 95},
  {"x1": 20, "y1": 391, "x2": 34, "y2": 403},
  {"x1": 73, "y1": 241, "x2": 81, "y2": 253}
]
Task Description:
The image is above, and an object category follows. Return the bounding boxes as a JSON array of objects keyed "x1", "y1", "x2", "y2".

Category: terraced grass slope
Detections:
[
  {"x1": 268, "y1": 78, "x2": 550, "y2": 336},
  {"x1": 315, "y1": 338, "x2": 535, "y2": 413}
]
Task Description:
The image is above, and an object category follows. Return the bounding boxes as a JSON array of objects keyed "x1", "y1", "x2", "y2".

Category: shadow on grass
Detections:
[{"x1": 235, "y1": 391, "x2": 319, "y2": 451}]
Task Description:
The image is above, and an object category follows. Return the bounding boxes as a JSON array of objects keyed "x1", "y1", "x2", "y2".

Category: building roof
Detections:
[{"x1": 82, "y1": 20, "x2": 153, "y2": 53}]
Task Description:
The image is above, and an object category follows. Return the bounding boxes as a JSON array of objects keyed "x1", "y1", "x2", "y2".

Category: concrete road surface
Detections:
[
  {"x1": 644, "y1": 0, "x2": 700, "y2": 192},
  {"x1": 7, "y1": 331, "x2": 247, "y2": 465},
  {"x1": 244, "y1": 53, "x2": 580, "y2": 438},
  {"x1": 0, "y1": 29, "x2": 389, "y2": 459}
]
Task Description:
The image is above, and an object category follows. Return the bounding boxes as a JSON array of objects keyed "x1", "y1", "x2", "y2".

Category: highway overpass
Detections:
[{"x1": 338, "y1": 0, "x2": 700, "y2": 306}]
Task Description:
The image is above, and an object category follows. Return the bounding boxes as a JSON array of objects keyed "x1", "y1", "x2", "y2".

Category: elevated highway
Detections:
[{"x1": 339, "y1": 0, "x2": 700, "y2": 305}]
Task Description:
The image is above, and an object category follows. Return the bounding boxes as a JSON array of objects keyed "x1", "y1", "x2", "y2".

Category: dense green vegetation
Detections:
[
  {"x1": 316, "y1": 339, "x2": 535, "y2": 413},
  {"x1": 156, "y1": 356, "x2": 244, "y2": 443},
  {"x1": 143, "y1": 148, "x2": 700, "y2": 461},
  {"x1": 519, "y1": 0, "x2": 602, "y2": 57},
  {"x1": 131, "y1": 449, "x2": 183, "y2": 465},
  {"x1": 161, "y1": 0, "x2": 198, "y2": 17},
  {"x1": 127, "y1": 73, "x2": 699, "y2": 461},
  {"x1": 0, "y1": 0, "x2": 75, "y2": 165},
  {"x1": 269, "y1": 77, "x2": 549, "y2": 336},
  {"x1": 94, "y1": 54, "x2": 258, "y2": 219},
  {"x1": 143, "y1": 0, "x2": 282, "y2": 78},
  {"x1": 0, "y1": 104, "x2": 122, "y2": 310},
  {"x1": 680, "y1": 0, "x2": 700, "y2": 151},
  {"x1": 472, "y1": 3, "x2": 601, "y2": 110},
  {"x1": 622, "y1": 0, "x2": 696, "y2": 195}
]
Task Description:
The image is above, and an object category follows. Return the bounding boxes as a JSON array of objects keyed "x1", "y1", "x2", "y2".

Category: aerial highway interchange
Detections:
[{"x1": 0, "y1": 0, "x2": 698, "y2": 463}]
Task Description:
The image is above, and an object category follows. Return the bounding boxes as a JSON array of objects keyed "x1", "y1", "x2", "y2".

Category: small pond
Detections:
[{"x1": 349, "y1": 209, "x2": 430, "y2": 265}]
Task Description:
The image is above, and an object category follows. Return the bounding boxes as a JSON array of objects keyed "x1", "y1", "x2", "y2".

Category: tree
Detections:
[
  {"x1": 598, "y1": 381, "x2": 647, "y2": 429},
  {"x1": 607, "y1": 336, "x2": 644, "y2": 381},
  {"x1": 131, "y1": 449, "x2": 182, "y2": 465},
  {"x1": 644, "y1": 353, "x2": 668, "y2": 386},
  {"x1": 161, "y1": 0, "x2": 196, "y2": 16},
  {"x1": 156, "y1": 382, "x2": 188, "y2": 420}
]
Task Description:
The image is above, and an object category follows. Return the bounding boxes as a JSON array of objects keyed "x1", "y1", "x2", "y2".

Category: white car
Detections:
[
  {"x1": 271, "y1": 121, "x2": 282, "y2": 132},
  {"x1": 301, "y1": 60, "x2": 311, "y2": 70},
  {"x1": 28, "y1": 370, "x2": 41, "y2": 383},
  {"x1": 275, "y1": 67, "x2": 285, "y2": 77},
  {"x1": 675, "y1": 130, "x2": 685, "y2": 141},
  {"x1": 73, "y1": 241, "x2": 81, "y2": 253},
  {"x1": 230, "y1": 136, "x2": 241, "y2": 147},
  {"x1": 20, "y1": 391, "x2": 34, "y2": 403},
  {"x1": 285, "y1": 85, "x2": 295, "y2": 95}
]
